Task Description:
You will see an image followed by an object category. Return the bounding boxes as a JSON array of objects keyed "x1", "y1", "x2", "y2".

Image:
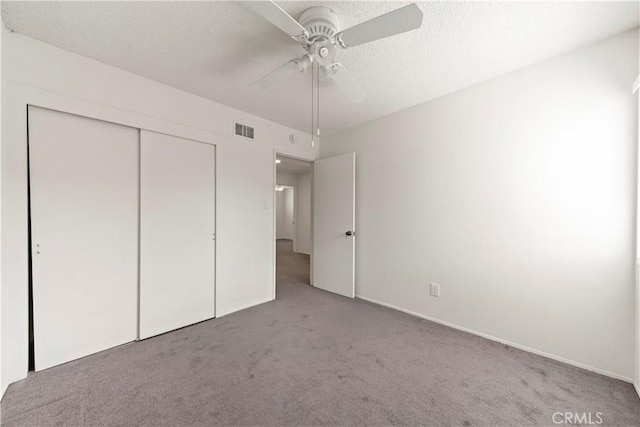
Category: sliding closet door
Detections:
[
  {"x1": 29, "y1": 107, "x2": 139, "y2": 371},
  {"x1": 139, "y1": 131, "x2": 216, "y2": 339}
]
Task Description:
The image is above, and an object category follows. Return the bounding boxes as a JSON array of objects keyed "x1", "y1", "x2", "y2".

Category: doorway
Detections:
[{"x1": 275, "y1": 155, "x2": 312, "y2": 297}]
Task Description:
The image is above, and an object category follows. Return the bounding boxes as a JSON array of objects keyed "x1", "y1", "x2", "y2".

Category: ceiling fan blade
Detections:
[
  {"x1": 330, "y1": 64, "x2": 366, "y2": 103},
  {"x1": 336, "y1": 3, "x2": 423, "y2": 49},
  {"x1": 254, "y1": 59, "x2": 302, "y2": 90},
  {"x1": 243, "y1": 1, "x2": 309, "y2": 40}
]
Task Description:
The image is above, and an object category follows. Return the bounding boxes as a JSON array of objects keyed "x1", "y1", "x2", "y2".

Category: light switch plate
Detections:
[{"x1": 430, "y1": 283, "x2": 440, "y2": 297}]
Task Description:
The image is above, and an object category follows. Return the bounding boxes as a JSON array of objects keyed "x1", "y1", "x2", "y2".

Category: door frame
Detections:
[{"x1": 273, "y1": 151, "x2": 314, "y2": 299}]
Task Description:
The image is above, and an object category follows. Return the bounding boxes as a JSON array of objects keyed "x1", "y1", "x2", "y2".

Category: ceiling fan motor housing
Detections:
[{"x1": 298, "y1": 7, "x2": 341, "y2": 42}]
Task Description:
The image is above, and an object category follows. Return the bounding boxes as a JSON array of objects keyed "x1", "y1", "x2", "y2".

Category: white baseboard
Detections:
[
  {"x1": 634, "y1": 381, "x2": 640, "y2": 400},
  {"x1": 356, "y1": 294, "x2": 633, "y2": 384}
]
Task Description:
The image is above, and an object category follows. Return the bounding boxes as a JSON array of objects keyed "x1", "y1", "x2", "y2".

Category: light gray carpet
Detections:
[{"x1": 2, "y1": 239, "x2": 639, "y2": 426}]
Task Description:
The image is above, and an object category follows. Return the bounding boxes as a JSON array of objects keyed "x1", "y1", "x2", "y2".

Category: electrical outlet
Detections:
[{"x1": 430, "y1": 283, "x2": 440, "y2": 297}]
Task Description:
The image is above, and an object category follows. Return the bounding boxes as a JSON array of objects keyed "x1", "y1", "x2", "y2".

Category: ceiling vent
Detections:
[{"x1": 234, "y1": 122, "x2": 255, "y2": 140}]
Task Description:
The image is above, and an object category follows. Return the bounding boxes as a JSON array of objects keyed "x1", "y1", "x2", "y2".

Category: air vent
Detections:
[{"x1": 234, "y1": 122, "x2": 255, "y2": 140}]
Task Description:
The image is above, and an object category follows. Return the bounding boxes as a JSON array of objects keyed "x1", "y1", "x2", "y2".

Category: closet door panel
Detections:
[
  {"x1": 29, "y1": 107, "x2": 139, "y2": 371},
  {"x1": 140, "y1": 131, "x2": 216, "y2": 339}
]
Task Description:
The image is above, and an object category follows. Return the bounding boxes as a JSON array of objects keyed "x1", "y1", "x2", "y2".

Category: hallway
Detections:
[{"x1": 276, "y1": 239, "x2": 310, "y2": 295}]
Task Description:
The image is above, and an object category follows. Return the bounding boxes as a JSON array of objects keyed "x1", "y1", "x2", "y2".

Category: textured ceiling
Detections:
[{"x1": 3, "y1": 1, "x2": 639, "y2": 134}]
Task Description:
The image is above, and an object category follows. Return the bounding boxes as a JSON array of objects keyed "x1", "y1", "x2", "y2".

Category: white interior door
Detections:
[
  {"x1": 139, "y1": 131, "x2": 216, "y2": 339},
  {"x1": 313, "y1": 153, "x2": 356, "y2": 298},
  {"x1": 29, "y1": 107, "x2": 138, "y2": 371}
]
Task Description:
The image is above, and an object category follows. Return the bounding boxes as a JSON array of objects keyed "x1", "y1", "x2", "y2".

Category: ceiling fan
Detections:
[{"x1": 244, "y1": 1, "x2": 424, "y2": 104}]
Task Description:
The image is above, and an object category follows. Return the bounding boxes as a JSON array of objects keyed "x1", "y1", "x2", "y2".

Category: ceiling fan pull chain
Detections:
[
  {"x1": 316, "y1": 58, "x2": 320, "y2": 140},
  {"x1": 311, "y1": 58, "x2": 315, "y2": 148}
]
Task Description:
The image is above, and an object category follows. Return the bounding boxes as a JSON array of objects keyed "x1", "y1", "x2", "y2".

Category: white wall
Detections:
[
  {"x1": 295, "y1": 171, "x2": 312, "y2": 255},
  {"x1": 276, "y1": 189, "x2": 286, "y2": 238},
  {"x1": 276, "y1": 188, "x2": 295, "y2": 240},
  {"x1": 636, "y1": 259, "x2": 639, "y2": 395},
  {"x1": 321, "y1": 29, "x2": 639, "y2": 380},
  {"x1": 0, "y1": 16, "x2": 4, "y2": 396},
  {"x1": 1, "y1": 27, "x2": 316, "y2": 396},
  {"x1": 636, "y1": 79, "x2": 640, "y2": 395},
  {"x1": 277, "y1": 170, "x2": 297, "y2": 187},
  {"x1": 276, "y1": 169, "x2": 311, "y2": 254},
  {"x1": 276, "y1": 171, "x2": 296, "y2": 241}
]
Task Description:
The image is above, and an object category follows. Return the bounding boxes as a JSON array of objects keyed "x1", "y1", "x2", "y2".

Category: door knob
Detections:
[{"x1": 345, "y1": 231, "x2": 354, "y2": 236}]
